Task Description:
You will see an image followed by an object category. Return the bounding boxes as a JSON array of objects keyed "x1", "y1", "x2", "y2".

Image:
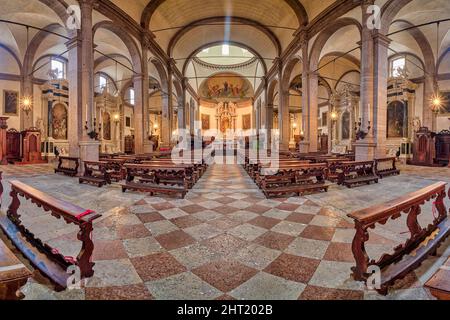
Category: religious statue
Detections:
[
  {"x1": 48, "y1": 68, "x2": 59, "y2": 80},
  {"x1": 36, "y1": 117, "x2": 46, "y2": 138}
]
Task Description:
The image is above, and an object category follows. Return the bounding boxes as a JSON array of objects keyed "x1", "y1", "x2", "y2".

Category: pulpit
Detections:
[
  {"x1": 410, "y1": 127, "x2": 435, "y2": 166},
  {"x1": 20, "y1": 128, "x2": 46, "y2": 164}
]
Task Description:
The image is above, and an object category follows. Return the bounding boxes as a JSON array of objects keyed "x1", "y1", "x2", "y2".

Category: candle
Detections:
[
  {"x1": 368, "y1": 104, "x2": 371, "y2": 123},
  {"x1": 86, "y1": 104, "x2": 88, "y2": 124}
]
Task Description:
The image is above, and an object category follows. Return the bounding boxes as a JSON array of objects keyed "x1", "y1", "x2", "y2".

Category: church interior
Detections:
[{"x1": 0, "y1": 0, "x2": 450, "y2": 301}]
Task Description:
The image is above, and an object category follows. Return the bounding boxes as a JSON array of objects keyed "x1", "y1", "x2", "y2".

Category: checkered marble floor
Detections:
[{"x1": 0, "y1": 163, "x2": 449, "y2": 300}]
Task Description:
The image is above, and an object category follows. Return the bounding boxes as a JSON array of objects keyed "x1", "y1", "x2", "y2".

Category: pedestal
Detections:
[
  {"x1": 79, "y1": 140, "x2": 100, "y2": 174},
  {"x1": 354, "y1": 139, "x2": 377, "y2": 161},
  {"x1": 298, "y1": 141, "x2": 309, "y2": 153}
]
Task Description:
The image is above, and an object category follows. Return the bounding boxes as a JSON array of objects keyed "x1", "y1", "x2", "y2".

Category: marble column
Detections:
[
  {"x1": 371, "y1": 32, "x2": 392, "y2": 158},
  {"x1": 355, "y1": 2, "x2": 378, "y2": 160},
  {"x1": 161, "y1": 62, "x2": 173, "y2": 147},
  {"x1": 300, "y1": 38, "x2": 311, "y2": 153},
  {"x1": 178, "y1": 78, "x2": 187, "y2": 131},
  {"x1": 133, "y1": 74, "x2": 146, "y2": 154},
  {"x1": 78, "y1": 0, "x2": 99, "y2": 163},
  {"x1": 140, "y1": 45, "x2": 151, "y2": 154},
  {"x1": 308, "y1": 71, "x2": 319, "y2": 152},
  {"x1": 277, "y1": 62, "x2": 290, "y2": 150},
  {"x1": 65, "y1": 35, "x2": 82, "y2": 157}
]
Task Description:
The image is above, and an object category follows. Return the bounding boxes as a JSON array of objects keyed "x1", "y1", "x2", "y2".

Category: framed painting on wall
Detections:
[
  {"x1": 438, "y1": 91, "x2": 450, "y2": 115},
  {"x1": 201, "y1": 114, "x2": 210, "y2": 130},
  {"x1": 3, "y1": 90, "x2": 18, "y2": 116},
  {"x1": 242, "y1": 114, "x2": 251, "y2": 130}
]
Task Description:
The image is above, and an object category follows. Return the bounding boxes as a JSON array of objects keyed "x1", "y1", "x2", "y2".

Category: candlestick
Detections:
[{"x1": 368, "y1": 104, "x2": 371, "y2": 124}]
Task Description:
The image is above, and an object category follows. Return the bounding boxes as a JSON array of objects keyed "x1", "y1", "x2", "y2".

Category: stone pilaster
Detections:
[
  {"x1": 65, "y1": 35, "x2": 82, "y2": 157},
  {"x1": 277, "y1": 61, "x2": 290, "y2": 150},
  {"x1": 372, "y1": 32, "x2": 392, "y2": 158},
  {"x1": 300, "y1": 37, "x2": 311, "y2": 153}
]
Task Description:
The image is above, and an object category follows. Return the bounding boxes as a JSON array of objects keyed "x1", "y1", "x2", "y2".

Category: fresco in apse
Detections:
[{"x1": 200, "y1": 73, "x2": 253, "y2": 102}]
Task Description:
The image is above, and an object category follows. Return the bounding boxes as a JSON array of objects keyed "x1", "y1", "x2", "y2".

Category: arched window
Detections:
[
  {"x1": 387, "y1": 101, "x2": 408, "y2": 138},
  {"x1": 126, "y1": 88, "x2": 135, "y2": 105},
  {"x1": 99, "y1": 75, "x2": 107, "y2": 92},
  {"x1": 50, "y1": 58, "x2": 65, "y2": 79}
]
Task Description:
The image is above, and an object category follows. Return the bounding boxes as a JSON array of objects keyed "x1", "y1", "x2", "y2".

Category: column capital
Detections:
[
  {"x1": 65, "y1": 36, "x2": 81, "y2": 50},
  {"x1": 78, "y1": 0, "x2": 98, "y2": 9},
  {"x1": 372, "y1": 32, "x2": 392, "y2": 47}
]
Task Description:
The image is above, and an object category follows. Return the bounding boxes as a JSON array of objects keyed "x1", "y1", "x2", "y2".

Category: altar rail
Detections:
[
  {"x1": 0, "y1": 180, "x2": 101, "y2": 290},
  {"x1": 347, "y1": 182, "x2": 450, "y2": 295}
]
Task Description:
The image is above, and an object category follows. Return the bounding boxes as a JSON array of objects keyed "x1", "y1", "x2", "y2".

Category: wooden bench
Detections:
[
  {"x1": 375, "y1": 157, "x2": 400, "y2": 178},
  {"x1": 0, "y1": 237, "x2": 32, "y2": 300},
  {"x1": 121, "y1": 181, "x2": 187, "y2": 199},
  {"x1": 347, "y1": 182, "x2": 450, "y2": 295},
  {"x1": 337, "y1": 161, "x2": 379, "y2": 188},
  {"x1": 103, "y1": 159, "x2": 126, "y2": 182},
  {"x1": 258, "y1": 164, "x2": 329, "y2": 198},
  {"x1": 54, "y1": 156, "x2": 79, "y2": 177},
  {"x1": 425, "y1": 256, "x2": 450, "y2": 300},
  {"x1": 79, "y1": 161, "x2": 110, "y2": 187},
  {"x1": 0, "y1": 180, "x2": 101, "y2": 291},
  {"x1": 122, "y1": 164, "x2": 190, "y2": 199}
]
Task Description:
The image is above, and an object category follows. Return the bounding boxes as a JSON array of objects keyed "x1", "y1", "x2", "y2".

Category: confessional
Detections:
[
  {"x1": 435, "y1": 130, "x2": 450, "y2": 166},
  {"x1": 6, "y1": 129, "x2": 21, "y2": 163},
  {"x1": 405, "y1": 127, "x2": 450, "y2": 167},
  {"x1": 410, "y1": 127, "x2": 435, "y2": 166}
]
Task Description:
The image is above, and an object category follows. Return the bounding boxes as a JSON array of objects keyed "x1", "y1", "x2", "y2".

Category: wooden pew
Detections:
[
  {"x1": 79, "y1": 161, "x2": 110, "y2": 187},
  {"x1": 0, "y1": 172, "x2": 32, "y2": 300},
  {"x1": 257, "y1": 163, "x2": 329, "y2": 198},
  {"x1": 0, "y1": 238, "x2": 32, "y2": 300},
  {"x1": 0, "y1": 180, "x2": 101, "y2": 291},
  {"x1": 122, "y1": 164, "x2": 189, "y2": 198},
  {"x1": 337, "y1": 161, "x2": 379, "y2": 188},
  {"x1": 54, "y1": 156, "x2": 79, "y2": 177},
  {"x1": 374, "y1": 157, "x2": 400, "y2": 178},
  {"x1": 347, "y1": 182, "x2": 450, "y2": 295},
  {"x1": 425, "y1": 256, "x2": 450, "y2": 300},
  {"x1": 325, "y1": 158, "x2": 351, "y2": 182},
  {"x1": 103, "y1": 159, "x2": 127, "y2": 182}
]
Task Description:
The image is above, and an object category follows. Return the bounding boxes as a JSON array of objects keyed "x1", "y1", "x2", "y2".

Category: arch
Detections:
[
  {"x1": 94, "y1": 53, "x2": 133, "y2": 70},
  {"x1": 387, "y1": 51, "x2": 426, "y2": 76},
  {"x1": 168, "y1": 16, "x2": 282, "y2": 57},
  {"x1": 380, "y1": 0, "x2": 414, "y2": 35},
  {"x1": 267, "y1": 79, "x2": 279, "y2": 106},
  {"x1": 149, "y1": 58, "x2": 168, "y2": 94},
  {"x1": 437, "y1": 48, "x2": 450, "y2": 73},
  {"x1": 182, "y1": 41, "x2": 267, "y2": 76},
  {"x1": 0, "y1": 44, "x2": 22, "y2": 72},
  {"x1": 320, "y1": 51, "x2": 361, "y2": 69},
  {"x1": 173, "y1": 79, "x2": 183, "y2": 102},
  {"x1": 22, "y1": 23, "x2": 67, "y2": 78},
  {"x1": 309, "y1": 18, "x2": 362, "y2": 71},
  {"x1": 141, "y1": 0, "x2": 308, "y2": 30},
  {"x1": 334, "y1": 70, "x2": 361, "y2": 90},
  {"x1": 95, "y1": 71, "x2": 119, "y2": 93},
  {"x1": 391, "y1": 19, "x2": 435, "y2": 76},
  {"x1": 38, "y1": 0, "x2": 70, "y2": 26},
  {"x1": 281, "y1": 56, "x2": 302, "y2": 93},
  {"x1": 93, "y1": 21, "x2": 142, "y2": 74}
]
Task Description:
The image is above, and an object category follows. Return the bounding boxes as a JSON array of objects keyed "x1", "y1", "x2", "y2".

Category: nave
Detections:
[{"x1": 1, "y1": 163, "x2": 448, "y2": 300}]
